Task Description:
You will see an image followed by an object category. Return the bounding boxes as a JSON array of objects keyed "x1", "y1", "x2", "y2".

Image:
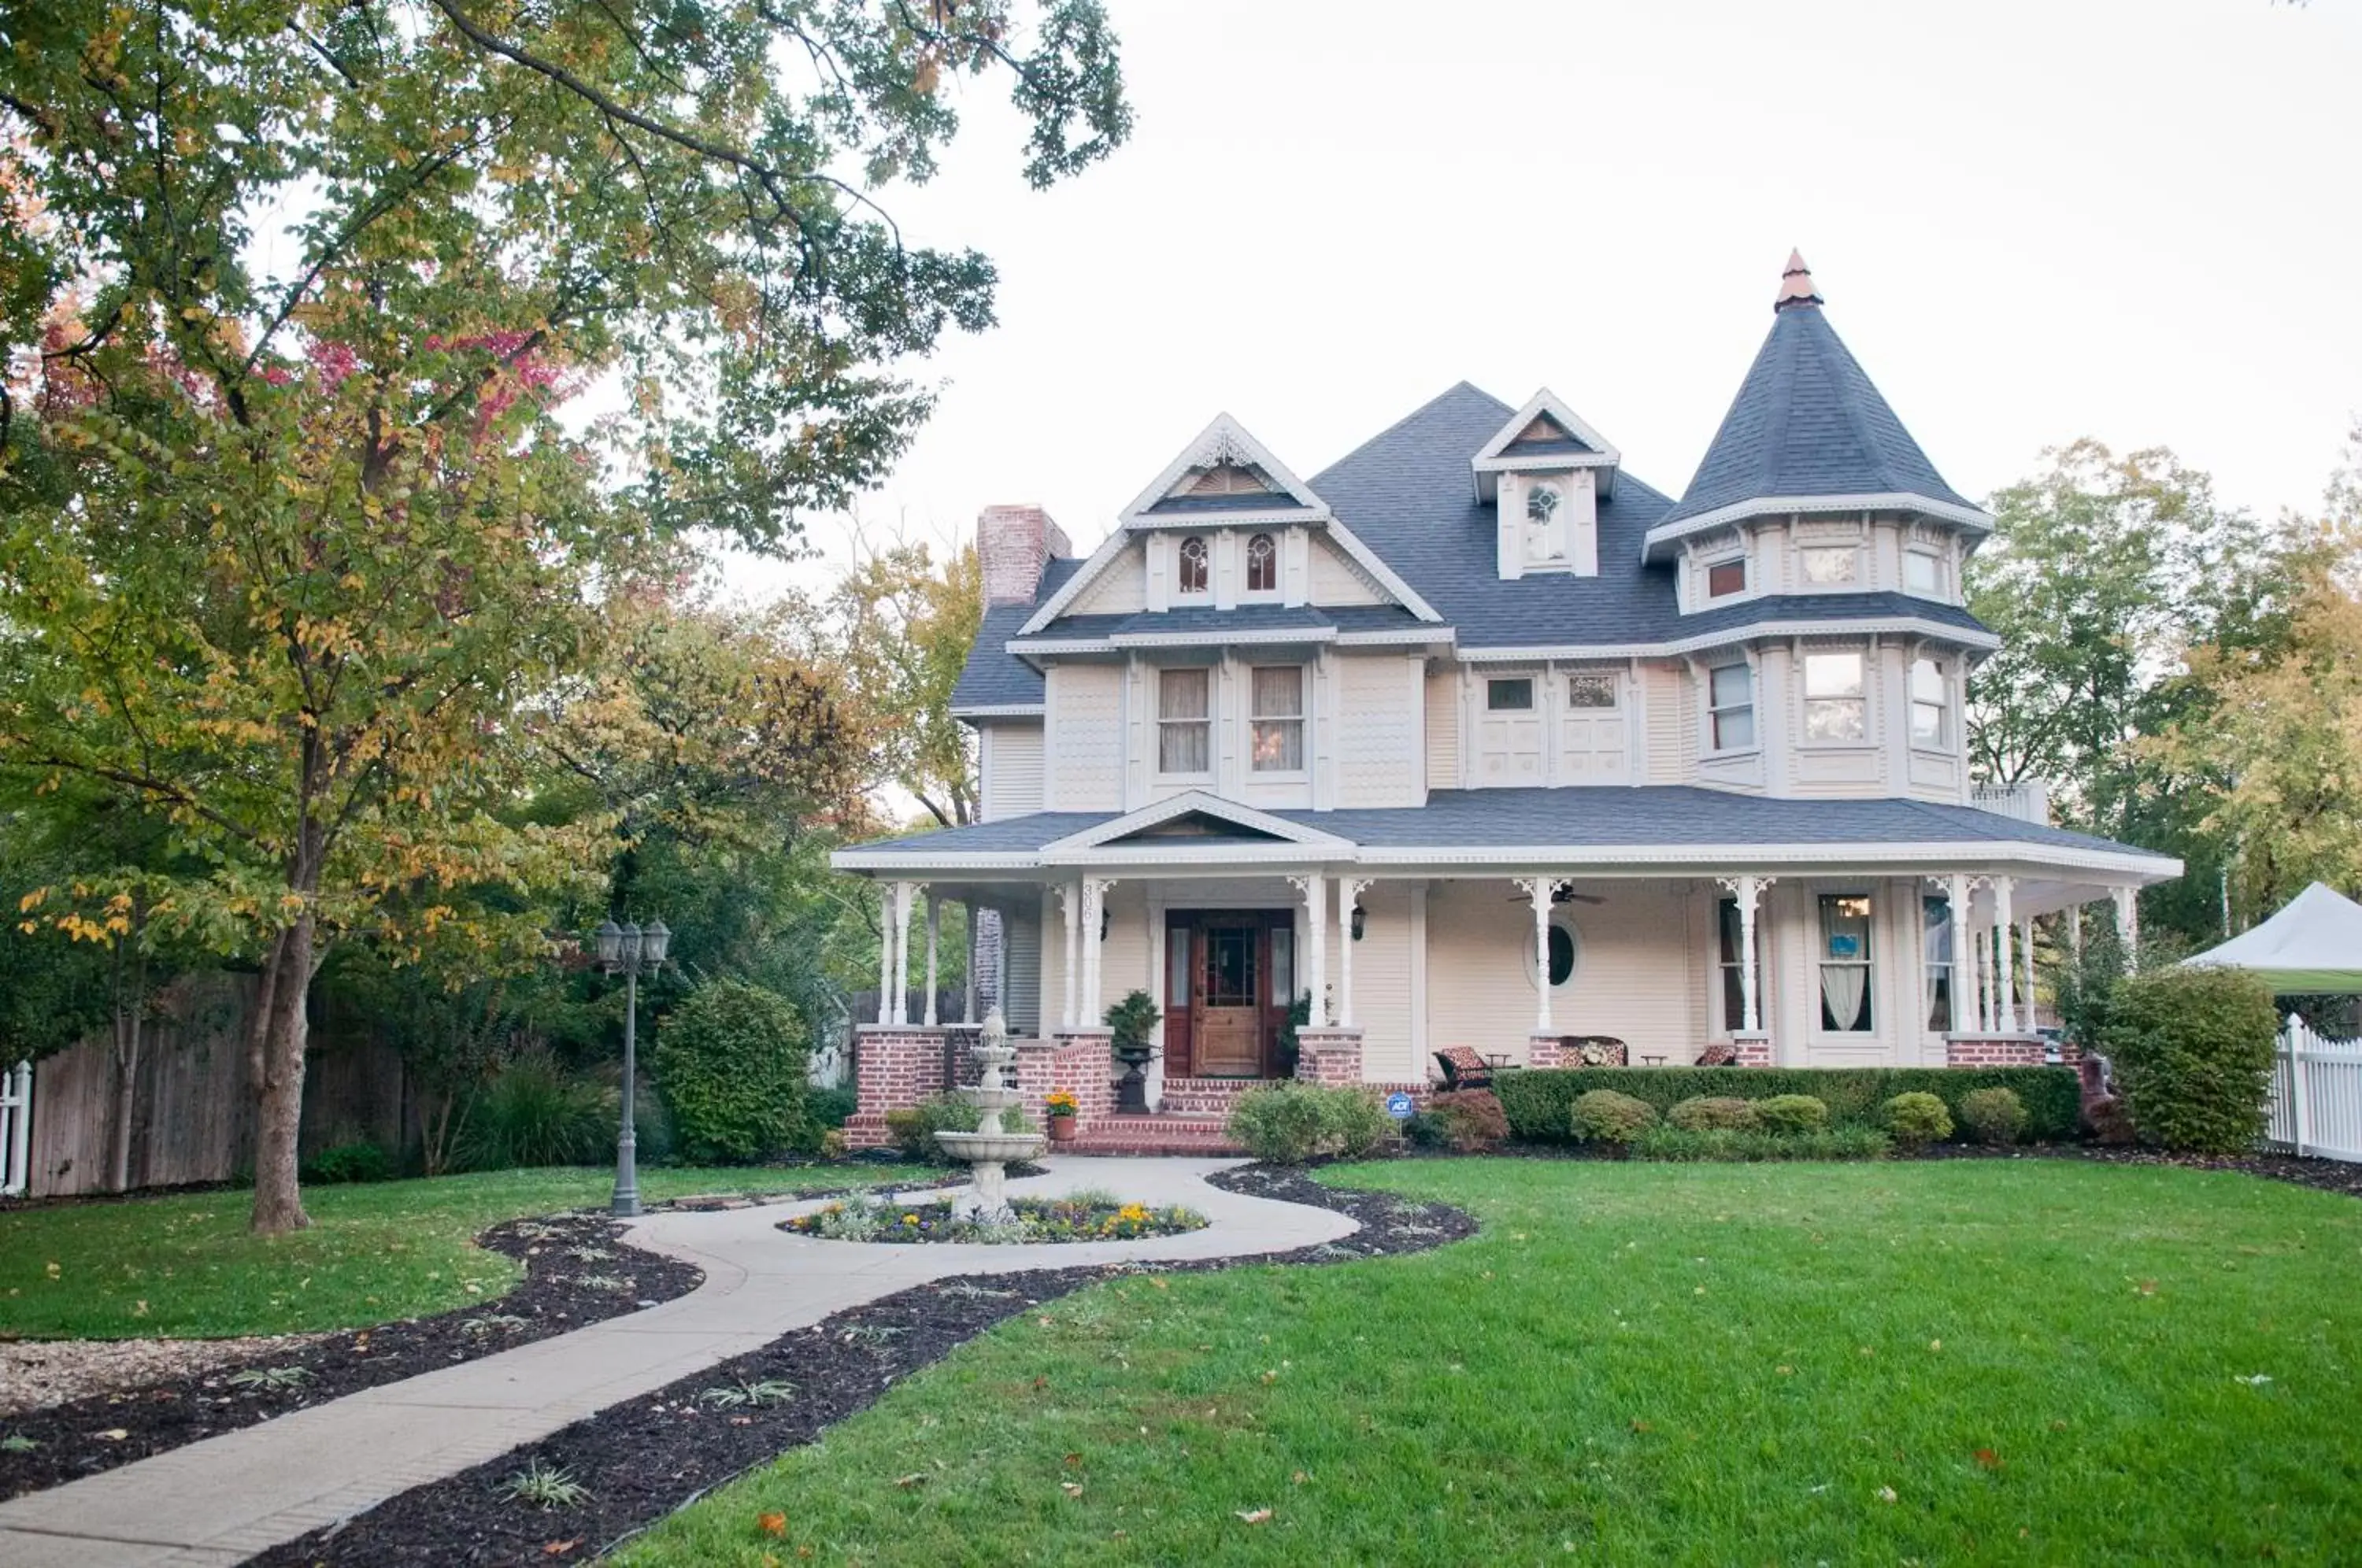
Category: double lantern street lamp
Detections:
[{"x1": 593, "y1": 917, "x2": 672, "y2": 1218}]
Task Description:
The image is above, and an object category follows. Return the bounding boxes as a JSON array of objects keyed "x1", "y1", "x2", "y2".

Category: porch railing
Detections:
[{"x1": 1970, "y1": 781, "x2": 2051, "y2": 825}]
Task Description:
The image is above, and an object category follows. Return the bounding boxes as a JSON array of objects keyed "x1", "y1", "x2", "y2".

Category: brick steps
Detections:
[
  {"x1": 1153, "y1": 1077, "x2": 1262, "y2": 1117},
  {"x1": 1064, "y1": 1113, "x2": 1242, "y2": 1156}
]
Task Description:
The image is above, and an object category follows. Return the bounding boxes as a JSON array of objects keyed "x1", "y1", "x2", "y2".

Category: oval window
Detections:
[{"x1": 1548, "y1": 924, "x2": 1576, "y2": 987}]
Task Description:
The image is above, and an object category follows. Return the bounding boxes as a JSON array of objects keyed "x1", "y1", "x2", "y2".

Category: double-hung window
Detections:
[
  {"x1": 1803, "y1": 652, "x2": 1867, "y2": 742},
  {"x1": 1909, "y1": 656, "x2": 1949, "y2": 747},
  {"x1": 1708, "y1": 662, "x2": 1754, "y2": 751},
  {"x1": 1903, "y1": 549, "x2": 1946, "y2": 597},
  {"x1": 1818, "y1": 893, "x2": 1874, "y2": 1032},
  {"x1": 1157, "y1": 668, "x2": 1212, "y2": 775},
  {"x1": 1249, "y1": 666, "x2": 1305, "y2": 772}
]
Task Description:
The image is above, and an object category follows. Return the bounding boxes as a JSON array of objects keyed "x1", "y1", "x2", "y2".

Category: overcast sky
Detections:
[{"x1": 729, "y1": 0, "x2": 2362, "y2": 590}]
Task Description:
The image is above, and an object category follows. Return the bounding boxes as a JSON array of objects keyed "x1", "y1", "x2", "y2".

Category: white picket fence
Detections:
[
  {"x1": 2266, "y1": 1016, "x2": 2362, "y2": 1163},
  {"x1": 1, "y1": 1059, "x2": 31, "y2": 1197}
]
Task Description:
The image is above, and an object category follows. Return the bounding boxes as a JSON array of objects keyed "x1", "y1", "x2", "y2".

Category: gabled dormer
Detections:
[{"x1": 1472, "y1": 390, "x2": 1622, "y2": 581}]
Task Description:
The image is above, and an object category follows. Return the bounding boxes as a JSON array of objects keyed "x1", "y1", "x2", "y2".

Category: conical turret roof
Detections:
[{"x1": 1656, "y1": 255, "x2": 1975, "y2": 535}]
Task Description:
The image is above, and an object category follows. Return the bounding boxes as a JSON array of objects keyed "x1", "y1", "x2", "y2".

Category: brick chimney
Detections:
[{"x1": 977, "y1": 505, "x2": 1072, "y2": 605}]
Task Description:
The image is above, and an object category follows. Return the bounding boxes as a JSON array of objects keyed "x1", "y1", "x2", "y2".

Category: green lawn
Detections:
[
  {"x1": 0, "y1": 1164, "x2": 927, "y2": 1340},
  {"x1": 622, "y1": 1159, "x2": 2362, "y2": 1566}
]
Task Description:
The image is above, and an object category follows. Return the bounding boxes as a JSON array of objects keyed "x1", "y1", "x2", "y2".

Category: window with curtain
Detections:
[
  {"x1": 1922, "y1": 894, "x2": 1954, "y2": 1031},
  {"x1": 1910, "y1": 656, "x2": 1949, "y2": 747},
  {"x1": 1803, "y1": 652, "x2": 1867, "y2": 742},
  {"x1": 1249, "y1": 665, "x2": 1305, "y2": 771},
  {"x1": 1716, "y1": 896, "x2": 1760, "y2": 1033},
  {"x1": 1709, "y1": 662, "x2": 1754, "y2": 750},
  {"x1": 1176, "y1": 534, "x2": 1209, "y2": 594},
  {"x1": 1245, "y1": 532, "x2": 1278, "y2": 593},
  {"x1": 1818, "y1": 893, "x2": 1874, "y2": 1032},
  {"x1": 1157, "y1": 668, "x2": 1211, "y2": 775}
]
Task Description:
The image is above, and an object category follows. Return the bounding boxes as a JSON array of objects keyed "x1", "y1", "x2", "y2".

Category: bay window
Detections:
[
  {"x1": 1802, "y1": 651, "x2": 1867, "y2": 742},
  {"x1": 1157, "y1": 668, "x2": 1212, "y2": 775},
  {"x1": 1910, "y1": 656, "x2": 1949, "y2": 747}
]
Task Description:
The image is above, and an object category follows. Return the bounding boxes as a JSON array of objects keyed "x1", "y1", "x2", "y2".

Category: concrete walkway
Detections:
[{"x1": 0, "y1": 1158, "x2": 1353, "y2": 1567}]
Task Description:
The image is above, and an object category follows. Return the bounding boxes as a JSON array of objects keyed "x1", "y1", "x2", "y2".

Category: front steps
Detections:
[{"x1": 1065, "y1": 1111, "x2": 1242, "y2": 1156}]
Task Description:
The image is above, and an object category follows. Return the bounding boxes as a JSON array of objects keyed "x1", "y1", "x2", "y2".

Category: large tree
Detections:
[
  {"x1": 0, "y1": 0, "x2": 1127, "y2": 1231},
  {"x1": 827, "y1": 534, "x2": 983, "y2": 827}
]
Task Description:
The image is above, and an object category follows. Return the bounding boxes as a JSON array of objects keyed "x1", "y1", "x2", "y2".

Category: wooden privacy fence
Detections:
[{"x1": 2265, "y1": 1015, "x2": 2362, "y2": 1164}]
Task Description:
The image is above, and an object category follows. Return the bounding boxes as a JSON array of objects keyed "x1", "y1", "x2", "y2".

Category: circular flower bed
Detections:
[{"x1": 783, "y1": 1193, "x2": 1208, "y2": 1245}]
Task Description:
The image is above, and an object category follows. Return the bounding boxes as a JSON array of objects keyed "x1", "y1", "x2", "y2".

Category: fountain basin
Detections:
[{"x1": 932, "y1": 1130, "x2": 1047, "y2": 1163}]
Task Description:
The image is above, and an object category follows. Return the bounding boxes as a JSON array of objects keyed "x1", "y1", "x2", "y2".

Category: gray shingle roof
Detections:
[
  {"x1": 838, "y1": 786, "x2": 2172, "y2": 864},
  {"x1": 1660, "y1": 303, "x2": 1975, "y2": 527},
  {"x1": 949, "y1": 557, "x2": 1081, "y2": 712}
]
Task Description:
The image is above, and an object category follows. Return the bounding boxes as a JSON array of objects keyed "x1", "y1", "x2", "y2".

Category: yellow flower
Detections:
[{"x1": 901, "y1": 1213, "x2": 920, "y2": 1225}]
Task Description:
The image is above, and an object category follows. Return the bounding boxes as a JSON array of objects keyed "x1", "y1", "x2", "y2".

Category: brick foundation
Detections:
[
  {"x1": 843, "y1": 1026, "x2": 953, "y2": 1150},
  {"x1": 1293, "y1": 1027, "x2": 1364, "y2": 1087},
  {"x1": 1527, "y1": 1034, "x2": 1563, "y2": 1069},
  {"x1": 1018, "y1": 1029, "x2": 1115, "y2": 1126},
  {"x1": 1733, "y1": 1033, "x2": 1772, "y2": 1067},
  {"x1": 1944, "y1": 1034, "x2": 2064, "y2": 1067}
]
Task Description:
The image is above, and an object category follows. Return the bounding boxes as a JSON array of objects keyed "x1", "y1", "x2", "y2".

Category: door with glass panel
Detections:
[{"x1": 1163, "y1": 912, "x2": 1294, "y2": 1078}]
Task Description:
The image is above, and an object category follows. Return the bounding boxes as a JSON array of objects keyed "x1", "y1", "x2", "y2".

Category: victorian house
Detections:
[{"x1": 836, "y1": 257, "x2": 2179, "y2": 1150}]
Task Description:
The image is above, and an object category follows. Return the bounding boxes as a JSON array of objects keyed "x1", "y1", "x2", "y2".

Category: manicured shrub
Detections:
[
  {"x1": 1494, "y1": 1066, "x2": 2079, "y2": 1143},
  {"x1": 1632, "y1": 1124, "x2": 1889, "y2": 1162},
  {"x1": 1753, "y1": 1094, "x2": 1830, "y2": 1133},
  {"x1": 1401, "y1": 1109, "x2": 1453, "y2": 1149},
  {"x1": 458, "y1": 1051, "x2": 612, "y2": 1170},
  {"x1": 2103, "y1": 967, "x2": 2279, "y2": 1153},
  {"x1": 1881, "y1": 1091, "x2": 1954, "y2": 1151},
  {"x1": 1957, "y1": 1086, "x2": 2028, "y2": 1146},
  {"x1": 884, "y1": 1093, "x2": 979, "y2": 1164},
  {"x1": 302, "y1": 1141, "x2": 397, "y2": 1184},
  {"x1": 1226, "y1": 1082, "x2": 1390, "y2": 1163},
  {"x1": 1668, "y1": 1096, "x2": 1760, "y2": 1132},
  {"x1": 1428, "y1": 1089, "x2": 1509, "y2": 1152},
  {"x1": 652, "y1": 978, "x2": 814, "y2": 1163},
  {"x1": 1570, "y1": 1089, "x2": 1658, "y2": 1145}
]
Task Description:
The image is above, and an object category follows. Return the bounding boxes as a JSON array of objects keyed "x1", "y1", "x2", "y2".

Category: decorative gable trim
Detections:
[
  {"x1": 1118, "y1": 413, "x2": 1331, "y2": 530},
  {"x1": 1641, "y1": 493, "x2": 1996, "y2": 562},
  {"x1": 1472, "y1": 389, "x2": 1622, "y2": 501},
  {"x1": 1039, "y1": 791, "x2": 1356, "y2": 858}
]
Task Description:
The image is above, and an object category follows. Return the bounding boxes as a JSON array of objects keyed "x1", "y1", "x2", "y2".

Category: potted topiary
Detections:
[
  {"x1": 1045, "y1": 1088, "x2": 1080, "y2": 1142},
  {"x1": 1104, "y1": 989, "x2": 1163, "y2": 1115}
]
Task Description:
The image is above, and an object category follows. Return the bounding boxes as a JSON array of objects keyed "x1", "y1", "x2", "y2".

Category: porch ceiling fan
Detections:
[{"x1": 1505, "y1": 886, "x2": 1607, "y2": 905}]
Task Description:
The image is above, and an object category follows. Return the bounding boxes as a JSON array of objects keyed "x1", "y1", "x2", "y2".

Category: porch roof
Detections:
[{"x1": 833, "y1": 786, "x2": 2181, "y2": 882}]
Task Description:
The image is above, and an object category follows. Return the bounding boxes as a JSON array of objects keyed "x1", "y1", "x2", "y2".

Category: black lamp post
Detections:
[{"x1": 594, "y1": 916, "x2": 671, "y2": 1217}]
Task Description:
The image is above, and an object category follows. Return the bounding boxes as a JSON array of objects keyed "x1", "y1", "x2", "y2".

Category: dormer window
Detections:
[
  {"x1": 1246, "y1": 532, "x2": 1278, "y2": 594},
  {"x1": 1523, "y1": 483, "x2": 1568, "y2": 565},
  {"x1": 1705, "y1": 557, "x2": 1747, "y2": 599},
  {"x1": 1176, "y1": 535, "x2": 1209, "y2": 595}
]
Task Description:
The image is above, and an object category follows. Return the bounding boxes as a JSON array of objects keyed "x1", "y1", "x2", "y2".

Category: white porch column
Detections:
[
  {"x1": 876, "y1": 882, "x2": 896, "y2": 1025},
  {"x1": 1081, "y1": 877, "x2": 1116, "y2": 1023},
  {"x1": 1946, "y1": 873, "x2": 1971, "y2": 1033},
  {"x1": 1290, "y1": 873, "x2": 1330, "y2": 1028},
  {"x1": 891, "y1": 882, "x2": 918, "y2": 1026},
  {"x1": 961, "y1": 900, "x2": 979, "y2": 1024},
  {"x1": 1993, "y1": 876, "x2": 2017, "y2": 1034},
  {"x1": 1518, "y1": 875, "x2": 1564, "y2": 1034},
  {"x1": 924, "y1": 892, "x2": 941, "y2": 1027},
  {"x1": 1715, "y1": 875, "x2": 1771, "y2": 1034},
  {"x1": 1060, "y1": 880, "x2": 1080, "y2": 1029},
  {"x1": 1337, "y1": 878, "x2": 1371, "y2": 1029},
  {"x1": 2114, "y1": 886, "x2": 2141, "y2": 971}
]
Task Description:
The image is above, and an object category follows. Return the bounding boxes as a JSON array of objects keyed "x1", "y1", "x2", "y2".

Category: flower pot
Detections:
[{"x1": 1048, "y1": 1114, "x2": 1078, "y2": 1143}]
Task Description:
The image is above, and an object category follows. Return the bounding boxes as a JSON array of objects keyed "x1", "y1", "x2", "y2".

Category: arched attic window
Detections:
[
  {"x1": 1176, "y1": 534, "x2": 1209, "y2": 594},
  {"x1": 1246, "y1": 532, "x2": 1278, "y2": 593}
]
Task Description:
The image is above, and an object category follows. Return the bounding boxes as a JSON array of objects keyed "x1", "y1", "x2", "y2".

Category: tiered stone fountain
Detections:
[{"x1": 931, "y1": 1008, "x2": 1047, "y2": 1219}]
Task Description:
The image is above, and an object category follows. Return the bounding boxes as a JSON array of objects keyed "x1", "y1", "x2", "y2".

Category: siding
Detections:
[
  {"x1": 1066, "y1": 542, "x2": 1146, "y2": 615},
  {"x1": 1645, "y1": 661, "x2": 1688, "y2": 784},
  {"x1": 1336, "y1": 653, "x2": 1421, "y2": 807},
  {"x1": 1423, "y1": 668, "x2": 1460, "y2": 791},
  {"x1": 980, "y1": 721, "x2": 1044, "y2": 821},
  {"x1": 1349, "y1": 886, "x2": 1417, "y2": 1081},
  {"x1": 1424, "y1": 880, "x2": 1698, "y2": 1061},
  {"x1": 1306, "y1": 535, "x2": 1385, "y2": 605},
  {"x1": 1046, "y1": 664, "x2": 1124, "y2": 810}
]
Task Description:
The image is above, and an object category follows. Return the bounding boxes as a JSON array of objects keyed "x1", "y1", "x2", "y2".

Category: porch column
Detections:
[
  {"x1": 2114, "y1": 886, "x2": 2141, "y2": 971},
  {"x1": 891, "y1": 881, "x2": 918, "y2": 1026},
  {"x1": 1993, "y1": 876, "x2": 2016, "y2": 1034},
  {"x1": 1946, "y1": 873, "x2": 1971, "y2": 1033},
  {"x1": 1338, "y1": 878, "x2": 1371, "y2": 1029},
  {"x1": 1290, "y1": 873, "x2": 1329, "y2": 1028},
  {"x1": 876, "y1": 882, "x2": 896, "y2": 1025},
  {"x1": 1060, "y1": 880, "x2": 1080, "y2": 1029},
  {"x1": 1517, "y1": 875, "x2": 1563, "y2": 1034},
  {"x1": 924, "y1": 892, "x2": 941, "y2": 1027},
  {"x1": 961, "y1": 900, "x2": 979, "y2": 1024},
  {"x1": 2020, "y1": 917, "x2": 2038, "y2": 1030},
  {"x1": 1737, "y1": 875, "x2": 1768, "y2": 1034},
  {"x1": 1081, "y1": 877, "x2": 1116, "y2": 1023}
]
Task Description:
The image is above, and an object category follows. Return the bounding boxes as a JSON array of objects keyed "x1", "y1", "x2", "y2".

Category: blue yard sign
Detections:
[{"x1": 1384, "y1": 1091, "x2": 1416, "y2": 1120}]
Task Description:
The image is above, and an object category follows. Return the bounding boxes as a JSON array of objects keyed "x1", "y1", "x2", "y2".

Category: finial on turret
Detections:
[{"x1": 1774, "y1": 250, "x2": 1823, "y2": 312}]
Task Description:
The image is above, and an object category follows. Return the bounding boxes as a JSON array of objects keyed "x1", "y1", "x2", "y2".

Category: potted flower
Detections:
[
  {"x1": 1045, "y1": 1089, "x2": 1080, "y2": 1142},
  {"x1": 1104, "y1": 989, "x2": 1163, "y2": 1115}
]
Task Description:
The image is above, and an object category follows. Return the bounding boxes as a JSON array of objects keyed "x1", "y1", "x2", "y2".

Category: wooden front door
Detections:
[{"x1": 1163, "y1": 911, "x2": 1294, "y2": 1078}]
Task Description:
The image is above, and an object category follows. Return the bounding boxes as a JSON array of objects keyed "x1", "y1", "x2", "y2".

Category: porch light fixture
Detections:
[
  {"x1": 1101, "y1": 905, "x2": 1111, "y2": 942},
  {"x1": 588, "y1": 915, "x2": 674, "y2": 1218},
  {"x1": 1351, "y1": 905, "x2": 1366, "y2": 941}
]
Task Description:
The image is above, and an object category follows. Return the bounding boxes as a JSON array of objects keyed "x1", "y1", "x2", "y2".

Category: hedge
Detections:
[{"x1": 1496, "y1": 1065, "x2": 2079, "y2": 1144}]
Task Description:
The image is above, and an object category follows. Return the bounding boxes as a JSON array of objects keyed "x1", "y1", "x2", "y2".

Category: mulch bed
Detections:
[
  {"x1": 2064, "y1": 1145, "x2": 2362, "y2": 1200},
  {"x1": 250, "y1": 1167, "x2": 1475, "y2": 1567},
  {"x1": 0, "y1": 1213, "x2": 702, "y2": 1502}
]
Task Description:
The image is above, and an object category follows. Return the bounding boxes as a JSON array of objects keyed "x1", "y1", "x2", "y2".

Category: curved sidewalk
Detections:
[{"x1": 0, "y1": 1157, "x2": 1352, "y2": 1568}]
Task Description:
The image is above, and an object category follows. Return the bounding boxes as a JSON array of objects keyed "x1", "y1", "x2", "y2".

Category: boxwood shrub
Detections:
[
  {"x1": 651, "y1": 977, "x2": 813, "y2": 1163},
  {"x1": 1497, "y1": 1065, "x2": 2079, "y2": 1144},
  {"x1": 2104, "y1": 966, "x2": 2279, "y2": 1153}
]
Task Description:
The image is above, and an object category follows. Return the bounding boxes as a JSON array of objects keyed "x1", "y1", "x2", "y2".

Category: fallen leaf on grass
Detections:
[
  {"x1": 1876, "y1": 1485, "x2": 1897, "y2": 1503},
  {"x1": 757, "y1": 1511, "x2": 787, "y2": 1537},
  {"x1": 1235, "y1": 1508, "x2": 1272, "y2": 1524},
  {"x1": 1629, "y1": 1420, "x2": 1653, "y2": 1433},
  {"x1": 1290, "y1": 1470, "x2": 1309, "y2": 1485},
  {"x1": 1061, "y1": 1482, "x2": 1084, "y2": 1497},
  {"x1": 1032, "y1": 1376, "x2": 1050, "y2": 1391},
  {"x1": 894, "y1": 1474, "x2": 927, "y2": 1489},
  {"x1": 1063, "y1": 1452, "x2": 1084, "y2": 1467},
  {"x1": 1975, "y1": 1448, "x2": 2001, "y2": 1470}
]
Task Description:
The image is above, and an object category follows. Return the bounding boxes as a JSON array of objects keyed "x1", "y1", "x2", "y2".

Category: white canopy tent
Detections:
[{"x1": 2182, "y1": 882, "x2": 2362, "y2": 994}]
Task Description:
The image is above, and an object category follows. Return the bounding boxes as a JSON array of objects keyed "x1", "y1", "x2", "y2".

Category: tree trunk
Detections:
[
  {"x1": 248, "y1": 914, "x2": 316, "y2": 1234},
  {"x1": 109, "y1": 1008, "x2": 141, "y2": 1194}
]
